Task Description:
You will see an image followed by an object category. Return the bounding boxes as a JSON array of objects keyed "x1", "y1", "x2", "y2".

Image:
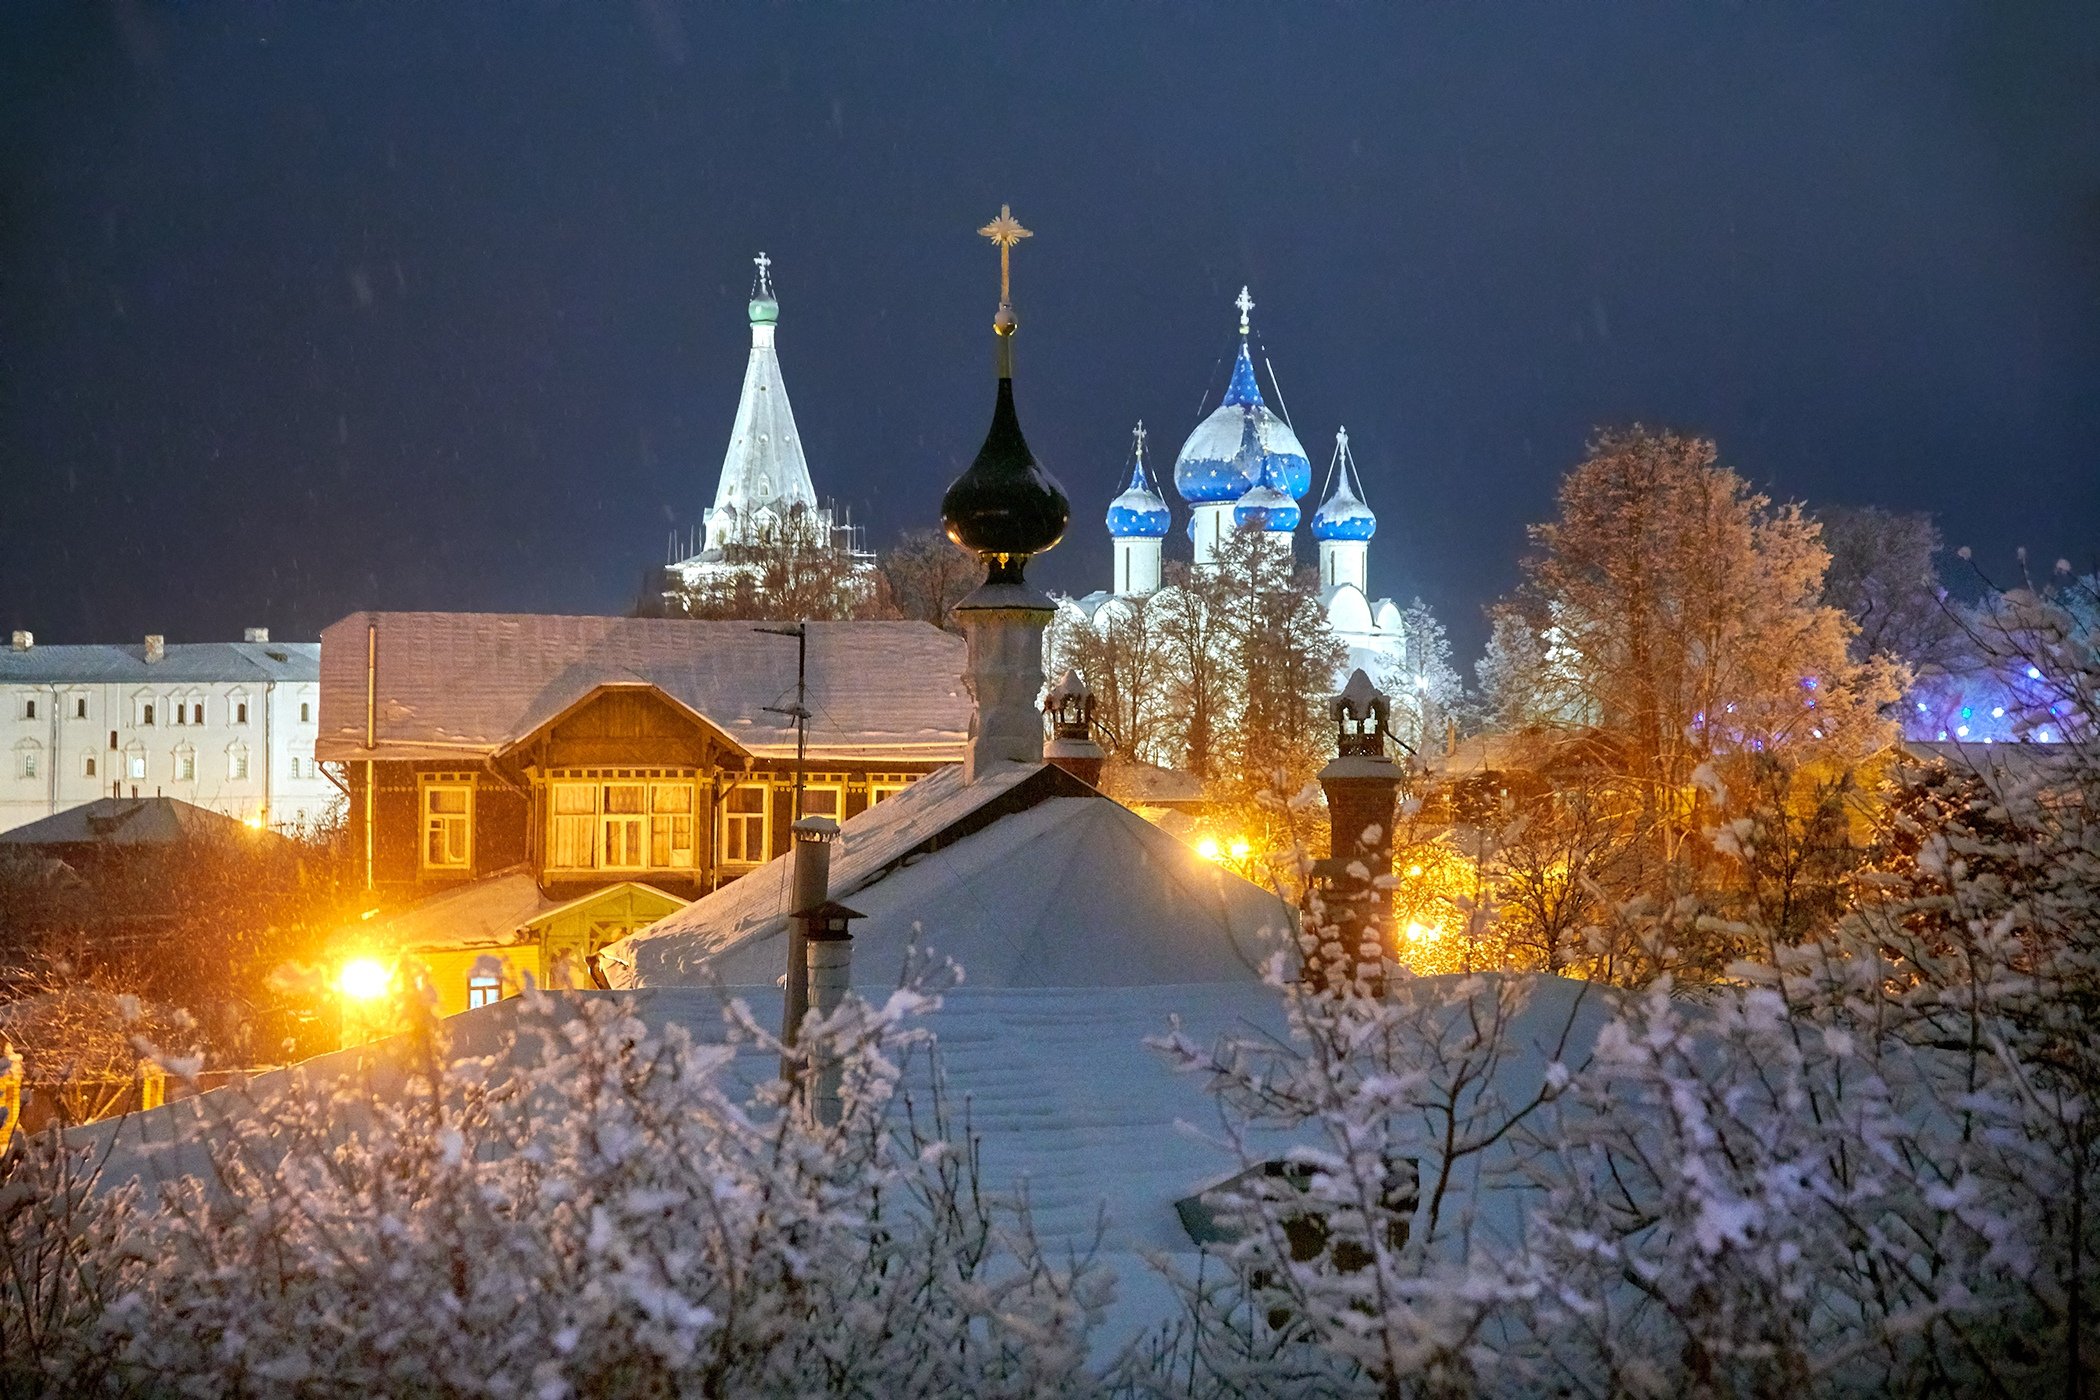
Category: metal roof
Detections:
[
  {"x1": 315, "y1": 612, "x2": 970, "y2": 764},
  {"x1": 0, "y1": 641, "x2": 318, "y2": 686}
]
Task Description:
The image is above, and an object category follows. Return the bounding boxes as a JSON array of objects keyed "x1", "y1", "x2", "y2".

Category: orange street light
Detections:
[{"x1": 338, "y1": 958, "x2": 391, "y2": 1002}]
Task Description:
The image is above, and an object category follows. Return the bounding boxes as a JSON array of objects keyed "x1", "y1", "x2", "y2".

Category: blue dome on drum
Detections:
[
  {"x1": 1229, "y1": 416, "x2": 1300, "y2": 533},
  {"x1": 1312, "y1": 492, "x2": 1376, "y2": 541},
  {"x1": 1104, "y1": 422, "x2": 1171, "y2": 539},
  {"x1": 1173, "y1": 289, "x2": 1312, "y2": 504},
  {"x1": 1310, "y1": 426, "x2": 1376, "y2": 541}
]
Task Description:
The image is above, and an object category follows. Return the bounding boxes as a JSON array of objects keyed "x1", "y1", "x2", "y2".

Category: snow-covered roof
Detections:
[
  {"x1": 337, "y1": 873, "x2": 691, "y2": 955},
  {"x1": 0, "y1": 796, "x2": 256, "y2": 848},
  {"x1": 315, "y1": 613, "x2": 969, "y2": 764},
  {"x1": 76, "y1": 971, "x2": 1626, "y2": 1350},
  {"x1": 0, "y1": 640, "x2": 317, "y2": 686},
  {"x1": 601, "y1": 760, "x2": 1292, "y2": 990},
  {"x1": 339, "y1": 871, "x2": 552, "y2": 953}
]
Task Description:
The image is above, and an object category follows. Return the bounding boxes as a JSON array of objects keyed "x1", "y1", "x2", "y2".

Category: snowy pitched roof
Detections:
[
  {"x1": 601, "y1": 760, "x2": 1292, "y2": 990},
  {"x1": 0, "y1": 640, "x2": 317, "y2": 686},
  {"x1": 338, "y1": 871, "x2": 552, "y2": 952},
  {"x1": 315, "y1": 613, "x2": 969, "y2": 764},
  {"x1": 0, "y1": 796, "x2": 255, "y2": 849},
  {"x1": 76, "y1": 972, "x2": 1627, "y2": 1351},
  {"x1": 335, "y1": 873, "x2": 691, "y2": 955}
]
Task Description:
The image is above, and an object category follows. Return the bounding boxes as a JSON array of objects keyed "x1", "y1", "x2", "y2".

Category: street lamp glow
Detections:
[
  {"x1": 1227, "y1": 838, "x2": 1251, "y2": 861},
  {"x1": 338, "y1": 958, "x2": 391, "y2": 1002},
  {"x1": 1195, "y1": 837, "x2": 1223, "y2": 862}
]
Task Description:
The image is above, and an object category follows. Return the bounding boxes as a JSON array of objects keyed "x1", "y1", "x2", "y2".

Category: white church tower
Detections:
[
  {"x1": 665, "y1": 253, "x2": 870, "y2": 606},
  {"x1": 1312, "y1": 426, "x2": 1376, "y2": 593},
  {"x1": 1105, "y1": 422, "x2": 1170, "y2": 595}
]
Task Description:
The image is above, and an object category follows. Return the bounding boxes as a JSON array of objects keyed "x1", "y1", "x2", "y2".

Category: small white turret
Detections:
[
  {"x1": 1312, "y1": 427, "x2": 1377, "y2": 594},
  {"x1": 1104, "y1": 422, "x2": 1169, "y2": 596}
]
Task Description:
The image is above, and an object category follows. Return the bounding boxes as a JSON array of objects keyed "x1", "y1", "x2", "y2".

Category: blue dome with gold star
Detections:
[
  {"x1": 1104, "y1": 424, "x2": 1171, "y2": 539},
  {"x1": 1309, "y1": 427, "x2": 1376, "y2": 541},
  {"x1": 1229, "y1": 417, "x2": 1301, "y2": 533},
  {"x1": 1173, "y1": 291, "x2": 1312, "y2": 505}
]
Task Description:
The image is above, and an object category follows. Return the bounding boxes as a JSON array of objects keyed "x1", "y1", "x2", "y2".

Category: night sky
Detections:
[{"x1": 4, "y1": 2, "x2": 2096, "y2": 662}]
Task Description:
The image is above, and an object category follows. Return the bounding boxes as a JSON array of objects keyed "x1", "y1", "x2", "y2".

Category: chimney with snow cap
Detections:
[
  {"x1": 244, "y1": 627, "x2": 270, "y2": 643},
  {"x1": 143, "y1": 635, "x2": 166, "y2": 664},
  {"x1": 1043, "y1": 669, "x2": 1105, "y2": 788},
  {"x1": 781, "y1": 814, "x2": 840, "y2": 1055},
  {"x1": 1306, "y1": 669, "x2": 1403, "y2": 994},
  {"x1": 802, "y1": 899, "x2": 863, "y2": 1126},
  {"x1": 940, "y1": 204, "x2": 1069, "y2": 783},
  {"x1": 9, "y1": 632, "x2": 29, "y2": 652}
]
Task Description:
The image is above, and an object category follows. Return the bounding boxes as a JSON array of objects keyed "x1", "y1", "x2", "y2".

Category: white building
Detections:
[
  {"x1": 0, "y1": 629, "x2": 335, "y2": 835},
  {"x1": 660, "y1": 252, "x2": 874, "y2": 609},
  {"x1": 1067, "y1": 288, "x2": 1412, "y2": 683}
]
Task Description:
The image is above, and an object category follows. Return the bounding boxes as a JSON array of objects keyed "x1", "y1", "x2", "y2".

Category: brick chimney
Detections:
[
  {"x1": 143, "y1": 635, "x2": 166, "y2": 664},
  {"x1": 8, "y1": 631, "x2": 29, "y2": 652},
  {"x1": 1305, "y1": 669, "x2": 1403, "y2": 994},
  {"x1": 1042, "y1": 669, "x2": 1105, "y2": 788}
]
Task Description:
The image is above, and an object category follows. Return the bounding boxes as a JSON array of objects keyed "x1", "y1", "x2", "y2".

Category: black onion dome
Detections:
[{"x1": 941, "y1": 376, "x2": 1069, "y2": 582}]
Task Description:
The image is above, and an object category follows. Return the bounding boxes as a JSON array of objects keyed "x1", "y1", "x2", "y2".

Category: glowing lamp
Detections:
[
  {"x1": 1228, "y1": 838, "x2": 1251, "y2": 861},
  {"x1": 1404, "y1": 921, "x2": 1433, "y2": 944},
  {"x1": 1196, "y1": 837, "x2": 1223, "y2": 862},
  {"x1": 338, "y1": 958, "x2": 391, "y2": 1002}
]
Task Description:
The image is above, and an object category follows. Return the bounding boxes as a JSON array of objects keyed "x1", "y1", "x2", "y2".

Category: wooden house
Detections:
[{"x1": 314, "y1": 612, "x2": 969, "y2": 1008}]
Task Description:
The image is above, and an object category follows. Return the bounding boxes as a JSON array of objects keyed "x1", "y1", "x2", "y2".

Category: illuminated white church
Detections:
[
  {"x1": 661, "y1": 254, "x2": 873, "y2": 607},
  {"x1": 1071, "y1": 288, "x2": 1410, "y2": 680}
]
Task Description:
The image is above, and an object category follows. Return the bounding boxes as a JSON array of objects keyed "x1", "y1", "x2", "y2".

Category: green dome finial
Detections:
[{"x1": 748, "y1": 250, "x2": 779, "y2": 324}]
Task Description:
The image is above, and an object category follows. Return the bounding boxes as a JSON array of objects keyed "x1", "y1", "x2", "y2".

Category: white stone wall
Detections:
[{"x1": 0, "y1": 676, "x2": 338, "y2": 835}]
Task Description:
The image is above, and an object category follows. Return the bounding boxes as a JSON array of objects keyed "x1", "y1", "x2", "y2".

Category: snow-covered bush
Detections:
[
  {"x1": 1136, "y1": 582, "x2": 2100, "y2": 1396},
  {"x1": 4, "y1": 963, "x2": 1110, "y2": 1397}
]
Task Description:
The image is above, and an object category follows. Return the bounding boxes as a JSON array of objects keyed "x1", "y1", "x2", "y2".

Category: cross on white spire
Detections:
[
  {"x1": 1235, "y1": 285, "x2": 1254, "y2": 338},
  {"x1": 753, "y1": 250, "x2": 773, "y2": 295}
]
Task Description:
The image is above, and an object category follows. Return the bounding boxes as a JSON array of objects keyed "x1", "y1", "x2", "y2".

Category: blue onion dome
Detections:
[
  {"x1": 1311, "y1": 426, "x2": 1377, "y2": 541},
  {"x1": 1229, "y1": 415, "x2": 1301, "y2": 533},
  {"x1": 1233, "y1": 481, "x2": 1299, "y2": 533},
  {"x1": 1173, "y1": 291, "x2": 1313, "y2": 503},
  {"x1": 1312, "y1": 490, "x2": 1376, "y2": 541},
  {"x1": 1104, "y1": 422, "x2": 1171, "y2": 539}
]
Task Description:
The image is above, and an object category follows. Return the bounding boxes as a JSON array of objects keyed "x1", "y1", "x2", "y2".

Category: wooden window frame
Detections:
[
  {"x1": 718, "y1": 781, "x2": 771, "y2": 866},
  {"x1": 420, "y1": 776, "x2": 475, "y2": 873}
]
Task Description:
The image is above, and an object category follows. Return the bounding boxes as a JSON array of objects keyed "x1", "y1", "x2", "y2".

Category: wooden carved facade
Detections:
[{"x1": 344, "y1": 683, "x2": 940, "y2": 900}]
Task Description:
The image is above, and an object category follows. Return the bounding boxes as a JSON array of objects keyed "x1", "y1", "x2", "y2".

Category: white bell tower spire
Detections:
[{"x1": 702, "y1": 252, "x2": 821, "y2": 554}]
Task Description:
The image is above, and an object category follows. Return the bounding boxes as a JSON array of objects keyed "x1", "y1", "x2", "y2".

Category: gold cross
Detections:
[{"x1": 979, "y1": 204, "x2": 1031, "y2": 305}]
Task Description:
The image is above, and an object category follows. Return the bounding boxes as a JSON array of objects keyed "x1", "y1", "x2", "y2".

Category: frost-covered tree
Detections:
[
  {"x1": 1815, "y1": 503, "x2": 1958, "y2": 671},
  {"x1": 657, "y1": 513, "x2": 883, "y2": 622},
  {"x1": 3, "y1": 963, "x2": 1111, "y2": 1397},
  {"x1": 1138, "y1": 582, "x2": 2100, "y2": 1395},
  {"x1": 878, "y1": 527, "x2": 979, "y2": 631},
  {"x1": 1047, "y1": 594, "x2": 1175, "y2": 766},
  {"x1": 1370, "y1": 599, "x2": 1464, "y2": 760},
  {"x1": 1497, "y1": 427, "x2": 1904, "y2": 871}
]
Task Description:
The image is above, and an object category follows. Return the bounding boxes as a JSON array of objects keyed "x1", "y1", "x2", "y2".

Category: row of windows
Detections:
[
  {"x1": 14, "y1": 693, "x2": 315, "y2": 726},
  {"x1": 415, "y1": 775, "x2": 914, "y2": 874},
  {"x1": 9, "y1": 740, "x2": 313, "y2": 783}
]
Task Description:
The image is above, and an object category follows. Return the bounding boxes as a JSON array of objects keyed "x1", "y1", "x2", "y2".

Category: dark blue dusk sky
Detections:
[{"x1": 4, "y1": 2, "x2": 2096, "y2": 662}]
